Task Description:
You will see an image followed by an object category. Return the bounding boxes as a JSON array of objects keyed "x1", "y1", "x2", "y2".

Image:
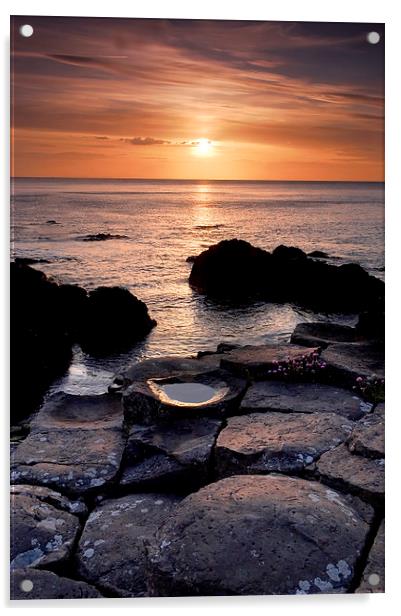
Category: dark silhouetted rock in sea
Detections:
[
  {"x1": 308, "y1": 250, "x2": 330, "y2": 258},
  {"x1": 79, "y1": 286, "x2": 156, "y2": 355},
  {"x1": 11, "y1": 262, "x2": 156, "y2": 419},
  {"x1": 46, "y1": 219, "x2": 60, "y2": 224},
  {"x1": 186, "y1": 255, "x2": 197, "y2": 263},
  {"x1": 78, "y1": 233, "x2": 129, "y2": 241},
  {"x1": 188, "y1": 239, "x2": 384, "y2": 312},
  {"x1": 14, "y1": 257, "x2": 52, "y2": 265}
]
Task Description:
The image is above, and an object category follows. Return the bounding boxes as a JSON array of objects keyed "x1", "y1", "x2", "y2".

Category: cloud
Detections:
[{"x1": 121, "y1": 136, "x2": 171, "y2": 146}]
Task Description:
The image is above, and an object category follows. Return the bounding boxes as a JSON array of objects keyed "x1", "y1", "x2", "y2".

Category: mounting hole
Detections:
[
  {"x1": 19, "y1": 24, "x2": 34, "y2": 38},
  {"x1": 19, "y1": 578, "x2": 34, "y2": 593},
  {"x1": 368, "y1": 573, "x2": 380, "y2": 586},
  {"x1": 367, "y1": 31, "x2": 380, "y2": 45}
]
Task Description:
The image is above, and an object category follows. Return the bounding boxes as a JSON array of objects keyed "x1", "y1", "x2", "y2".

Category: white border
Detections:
[{"x1": 1, "y1": 1, "x2": 400, "y2": 614}]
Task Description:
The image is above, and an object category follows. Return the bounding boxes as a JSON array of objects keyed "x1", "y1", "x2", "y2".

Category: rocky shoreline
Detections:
[
  {"x1": 10, "y1": 326, "x2": 384, "y2": 599},
  {"x1": 10, "y1": 242, "x2": 384, "y2": 599}
]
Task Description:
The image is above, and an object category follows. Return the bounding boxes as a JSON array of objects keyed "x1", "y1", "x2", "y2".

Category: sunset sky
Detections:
[{"x1": 11, "y1": 17, "x2": 384, "y2": 180}]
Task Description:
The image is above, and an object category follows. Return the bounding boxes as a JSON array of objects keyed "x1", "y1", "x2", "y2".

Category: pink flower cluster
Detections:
[
  {"x1": 353, "y1": 375, "x2": 385, "y2": 403},
  {"x1": 265, "y1": 351, "x2": 327, "y2": 382}
]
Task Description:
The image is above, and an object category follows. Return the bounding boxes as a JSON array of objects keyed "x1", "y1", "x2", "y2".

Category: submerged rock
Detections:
[
  {"x1": 10, "y1": 568, "x2": 102, "y2": 600},
  {"x1": 10, "y1": 485, "x2": 81, "y2": 570},
  {"x1": 290, "y1": 322, "x2": 360, "y2": 348},
  {"x1": 215, "y1": 412, "x2": 353, "y2": 477},
  {"x1": 77, "y1": 493, "x2": 182, "y2": 597},
  {"x1": 316, "y1": 444, "x2": 384, "y2": 503},
  {"x1": 356, "y1": 520, "x2": 385, "y2": 593},
  {"x1": 147, "y1": 474, "x2": 372, "y2": 596},
  {"x1": 189, "y1": 239, "x2": 384, "y2": 312},
  {"x1": 78, "y1": 233, "x2": 129, "y2": 241},
  {"x1": 240, "y1": 380, "x2": 366, "y2": 420},
  {"x1": 11, "y1": 393, "x2": 126, "y2": 496}
]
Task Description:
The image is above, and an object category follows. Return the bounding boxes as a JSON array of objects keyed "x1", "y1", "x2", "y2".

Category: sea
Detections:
[{"x1": 11, "y1": 178, "x2": 385, "y2": 396}]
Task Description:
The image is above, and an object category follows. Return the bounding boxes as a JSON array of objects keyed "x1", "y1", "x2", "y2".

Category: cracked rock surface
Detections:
[
  {"x1": 215, "y1": 412, "x2": 353, "y2": 477},
  {"x1": 76, "y1": 493, "x2": 182, "y2": 597},
  {"x1": 147, "y1": 474, "x2": 372, "y2": 596},
  {"x1": 11, "y1": 393, "x2": 126, "y2": 496},
  {"x1": 10, "y1": 568, "x2": 102, "y2": 599},
  {"x1": 10, "y1": 485, "x2": 81, "y2": 570},
  {"x1": 356, "y1": 520, "x2": 385, "y2": 593},
  {"x1": 240, "y1": 380, "x2": 367, "y2": 420}
]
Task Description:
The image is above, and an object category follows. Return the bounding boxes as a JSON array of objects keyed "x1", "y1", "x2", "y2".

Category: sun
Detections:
[{"x1": 194, "y1": 138, "x2": 213, "y2": 156}]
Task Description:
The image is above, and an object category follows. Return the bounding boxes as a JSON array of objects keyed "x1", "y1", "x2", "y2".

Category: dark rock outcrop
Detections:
[
  {"x1": 308, "y1": 250, "x2": 330, "y2": 258},
  {"x1": 79, "y1": 286, "x2": 156, "y2": 355},
  {"x1": 78, "y1": 233, "x2": 129, "y2": 241},
  {"x1": 321, "y1": 342, "x2": 384, "y2": 387},
  {"x1": 147, "y1": 474, "x2": 372, "y2": 596},
  {"x1": 290, "y1": 322, "x2": 360, "y2": 348},
  {"x1": 10, "y1": 568, "x2": 102, "y2": 599},
  {"x1": 11, "y1": 262, "x2": 156, "y2": 420},
  {"x1": 189, "y1": 239, "x2": 384, "y2": 312}
]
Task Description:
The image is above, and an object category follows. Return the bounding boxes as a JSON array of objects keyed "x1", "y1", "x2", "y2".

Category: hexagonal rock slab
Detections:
[
  {"x1": 11, "y1": 393, "x2": 126, "y2": 496},
  {"x1": 146, "y1": 475, "x2": 373, "y2": 596},
  {"x1": 122, "y1": 368, "x2": 245, "y2": 426},
  {"x1": 220, "y1": 343, "x2": 319, "y2": 379},
  {"x1": 290, "y1": 322, "x2": 359, "y2": 349},
  {"x1": 348, "y1": 412, "x2": 384, "y2": 459},
  {"x1": 321, "y1": 342, "x2": 384, "y2": 387},
  {"x1": 316, "y1": 444, "x2": 384, "y2": 503},
  {"x1": 356, "y1": 520, "x2": 385, "y2": 593},
  {"x1": 10, "y1": 485, "x2": 81, "y2": 570},
  {"x1": 76, "y1": 493, "x2": 182, "y2": 597},
  {"x1": 10, "y1": 568, "x2": 102, "y2": 600},
  {"x1": 120, "y1": 417, "x2": 223, "y2": 491},
  {"x1": 240, "y1": 381, "x2": 367, "y2": 420},
  {"x1": 215, "y1": 412, "x2": 353, "y2": 477}
]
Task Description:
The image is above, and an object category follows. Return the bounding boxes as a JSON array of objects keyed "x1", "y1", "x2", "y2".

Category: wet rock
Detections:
[
  {"x1": 10, "y1": 485, "x2": 81, "y2": 570},
  {"x1": 10, "y1": 568, "x2": 102, "y2": 599},
  {"x1": 348, "y1": 413, "x2": 384, "y2": 459},
  {"x1": 188, "y1": 239, "x2": 384, "y2": 312},
  {"x1": 79, "y1": 286, "x2": 156, "y2": 355},
  {"x1": 220, "y1": 343, "x2": 319, "y2": 379},
  {"x1": 11, "y1": 393, "x2": 126, "y2": 496},
  {"x1": 356, "y1": 520, "x2": 385, "y2": 593},
  {"x1": 290, "y1": 322, "x2": 359, "y2": 348},
  {"x1": 240, "y1": 380, "x2": 366, "y2": 420},
  {"x1": 77, "y1": 493, "x2": 182, "y2": 597},
  {"x1": 321, "y1": 342, "x2": 384, "y2": 387},
  {"x1": 316, "y1": 444, "x2": 384, "y2": 503},
  {"x1": 215, "y1": 412, "x2": 353, "y2": 477},
  {"x1": 147, "y1": 474, "x2": 372, "y2": 596},
  {"x1": 123, "y1": 368, "x2": 245, "y2": 425}
]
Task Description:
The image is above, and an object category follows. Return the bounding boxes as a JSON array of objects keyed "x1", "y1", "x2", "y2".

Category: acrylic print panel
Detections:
[{"x1": 10, "y1": 16, "x2": 384, "y2": 599}]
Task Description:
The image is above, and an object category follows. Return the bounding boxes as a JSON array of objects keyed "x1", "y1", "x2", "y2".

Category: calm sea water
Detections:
[{"x1": 11, "y1": 178, "x2": 384, "y2": 395}]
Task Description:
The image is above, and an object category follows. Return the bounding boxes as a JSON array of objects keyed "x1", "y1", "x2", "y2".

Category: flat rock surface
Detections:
[
  {"x1": 290, "y1": 322, "x2": 359, "y2": 348},
  {"x1": 240, "y1": 380, "x2": 367, "y2": 420},
  {"x1": 220, "y1": 343, "x2": 319, "y2": 378},
  {"x1": 77, "y1": 493, "x2": 182, "y2": 597},
  {"x1": 317, "y1": 444, "x2": 384, "y2": 502},
  {"x1": 116, "y1": 356, "x2": 220, "y2": 388},
  {"x1": 215, "y1": 412, "x2": 353, "y2": 476},
  {"x1": 356, "y1": 520, "x2": 385, "y2": 593},
  {"x1": 11, "y1": 393, "x2": 126, "y2": 496},
  {"x1": 321, "y1": 342, "x2": 384, "y2": 385},
  {"x1": 120, "y1": 454, "x2": 191, "y2": 492},
  {"x1": 10, "y1": 568, "x2": 102, "y2": 600},
  {"x1": 10, "y1": 485, "x2": 81, "y2": 570},
  {"x1": 147, "y1": 474, "x2": 372, "y2": 596},
  {"x1": 348, "y1": 413, "x2": 384, "y2": 459}
]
